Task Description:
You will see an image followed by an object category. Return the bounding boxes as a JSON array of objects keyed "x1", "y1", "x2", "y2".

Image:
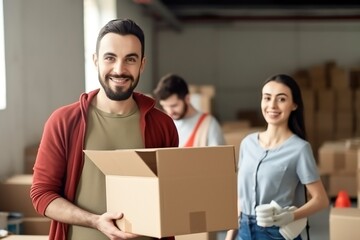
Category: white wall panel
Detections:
[{"x1": 157, "y1": 21, "x2": 360, "y2": 122}]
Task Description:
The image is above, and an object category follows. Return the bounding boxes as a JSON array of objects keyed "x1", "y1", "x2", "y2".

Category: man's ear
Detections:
[
  {"x1": 185, "y1": 94, "x2": 191, "y2": 104},
  {"x1": 140, "y1": 57, "x2": 146, "y2": 73},
  {"x1": 92, "y1": 53, "x2": 98, "y2": 67}
]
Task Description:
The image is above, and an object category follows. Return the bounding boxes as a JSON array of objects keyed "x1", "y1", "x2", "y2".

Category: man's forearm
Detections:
[{"x1": 45, "y1": 197, "x2": 99, "y2": 229}]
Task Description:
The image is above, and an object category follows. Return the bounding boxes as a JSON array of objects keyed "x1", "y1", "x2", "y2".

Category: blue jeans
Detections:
[{"x1": 237, "y1": 213, "x2": 302, "y2": 240}]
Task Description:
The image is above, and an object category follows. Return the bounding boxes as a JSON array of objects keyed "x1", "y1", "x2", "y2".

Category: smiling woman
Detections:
[{"x1": 0, "y1": 0, "x2": 6, "y2": 110}]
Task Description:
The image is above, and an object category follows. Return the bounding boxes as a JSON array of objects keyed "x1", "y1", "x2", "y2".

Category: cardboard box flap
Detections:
[
  {"x1": 84, "y1": 150, "x2": 156, "y2": 177},
  {"x1": 85, "y1": 146, "x2": 236, "y2": 178},
  {"x1": 155, "y1": 146, "x2": 236, "y2": 177}
]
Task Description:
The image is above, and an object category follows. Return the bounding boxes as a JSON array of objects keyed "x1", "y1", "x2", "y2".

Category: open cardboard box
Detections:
[{"x1": 84, "y1": 146, "x2": 238, "y2": 238}]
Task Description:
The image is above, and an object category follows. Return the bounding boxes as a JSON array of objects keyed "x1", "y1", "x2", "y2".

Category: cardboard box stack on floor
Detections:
[
  {"x1": 301, "y1": 89, "x2": 316, "y2": 151},
  {"x1": 84, "y1": 146, "x2": 238, "y2": 239},
  {"x1": 24, "y1": 145, "x2": 39, "y2": 174},
  {"x1": 293, "y1": 61, "x2": 360, "y2": 154},
  {"x1": 189, "y1": 84, "x2": 215, "y2": 114},
  {"x1": 0, "y1": 174, "x2": 50, "y2": 236},
  {"x1": 330, "y1": 208, "x2": 360, "y2": 240},
  {"x1": 221, "y1": 120, "x2": 264, "y2": 166},
  {"x1": 356, "y1": 89, "x2": 360, "y2": 136},
  {"x1": 221, "y1": 120, "x2": 251, "y2": 134},
  {"x1": 329, "y1": 139, "x2": 360, "y2": 239},
  {"x1": 318, "y1": 139, "x2": 360, "y2": 198}
]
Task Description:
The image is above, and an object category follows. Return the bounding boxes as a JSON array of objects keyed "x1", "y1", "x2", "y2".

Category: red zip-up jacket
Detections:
[{"x1": 30, "y1": 89, "x2": 178, "y2": 240}]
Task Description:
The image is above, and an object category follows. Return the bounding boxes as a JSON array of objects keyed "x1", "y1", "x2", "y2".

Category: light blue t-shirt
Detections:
[{"x1": 238, "y1": 132, "x2": 319, "y2": 216}]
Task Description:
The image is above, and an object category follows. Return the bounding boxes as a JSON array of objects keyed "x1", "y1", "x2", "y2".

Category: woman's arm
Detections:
[
  {"x1": 225, "y1": 229, "x2": 238, "y2": 240},
  {"x1": 225, "y1": 197, "x2": 241, "y2": 240},
  {"x1": 293, "y1": 180, "x2": 329, "y2": 220}
]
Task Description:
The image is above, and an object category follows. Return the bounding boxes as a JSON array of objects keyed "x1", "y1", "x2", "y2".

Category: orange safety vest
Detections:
[{"x1": 184, "y1": 113, "x2": 208, "y2": 147}]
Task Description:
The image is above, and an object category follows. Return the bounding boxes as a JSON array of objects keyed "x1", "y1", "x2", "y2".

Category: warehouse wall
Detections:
[
  {"x1": 156, "y1": 21, "x2": 360, "y2": 121},
  {"x1": 0, "y1": 0, "x2": 85, "y2": 179}
]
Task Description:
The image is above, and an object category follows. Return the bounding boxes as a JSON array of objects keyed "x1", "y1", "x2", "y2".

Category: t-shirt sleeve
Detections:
[{"x1": 296, "y1": 142, "x2": 320, "y2": 184}]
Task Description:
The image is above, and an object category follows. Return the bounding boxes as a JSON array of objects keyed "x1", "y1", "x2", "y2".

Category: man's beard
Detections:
[
  {"x1": 173, "y1": 101, "x2": 188, "y2": 120},
  {"x1": 99, "y1": 72, "x2": 140, "y2": 101}
]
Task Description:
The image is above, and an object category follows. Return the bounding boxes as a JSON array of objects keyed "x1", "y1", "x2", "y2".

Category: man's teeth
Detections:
[{"x1": 110, "y1": 77, "x2": 127, "y2": 82}]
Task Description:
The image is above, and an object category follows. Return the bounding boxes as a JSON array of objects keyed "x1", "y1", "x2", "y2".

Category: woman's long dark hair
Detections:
[{"x1": 263, "y1": 74, "x2": 307, "y2": 140}]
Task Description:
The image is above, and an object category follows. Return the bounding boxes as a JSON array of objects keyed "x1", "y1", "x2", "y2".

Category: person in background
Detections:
[
  {"x1": 153, "y1": 73, "x2": 225, "y2": 147},
  {"x1": 225, "y1": 74, "x2": 329, "y2": 240},
  {"x1": 153, "y1": 73, "x2": 226, "y2": 240},
  {"x1": 30, "y1": 19, "x2": 178, "y2": 240}
]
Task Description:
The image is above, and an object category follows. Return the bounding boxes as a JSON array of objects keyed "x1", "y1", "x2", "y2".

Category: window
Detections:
[
  {"x1": 84, "y1": 0, "x2": 116, "y2": 92},
  {"x1": 0, "y1": 0, "x2": 6, "y2": 110}
]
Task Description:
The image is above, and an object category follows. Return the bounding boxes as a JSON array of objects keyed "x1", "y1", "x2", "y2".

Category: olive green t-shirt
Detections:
[{"x1": 68, "y1": 104, "x2": 153, "y2": 240}]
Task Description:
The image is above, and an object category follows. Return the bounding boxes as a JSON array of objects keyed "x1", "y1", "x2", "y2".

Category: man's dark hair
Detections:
[
  {"x1": 153, "y1": 73, "x2": 189, "y2": 100},
  {"x1": 96, "y1": 18, "x2": 145, "y2": 58}
]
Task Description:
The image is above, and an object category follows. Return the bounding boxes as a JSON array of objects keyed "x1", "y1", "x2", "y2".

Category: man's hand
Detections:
[
  {"x1": 273, "y1": 211, "x2": 294, "y2": 227},
  {"x1": 96, "y1": 212, "x2": 139, "y2": 240}
]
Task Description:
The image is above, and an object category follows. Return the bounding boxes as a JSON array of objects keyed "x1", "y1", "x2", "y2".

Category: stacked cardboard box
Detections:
[
  {"x1": 221, "y1": 120, "x2": 251, "y2": 133},
  {"x1": 24, "y1": 145, "x2": 39, "y2": 174},
  {"x1": 318, "y1": 140, "x2": 359, "y2": 198},
  {"x1": 0, "y1": 175, "x2": 50, "y2": 235},
  {"x1": 330, "y1": 208, "x2": 360, "y2": 240},
  {"x1": 355, "y1": 90, "x2": 360, "y2": 136},
  {"x1": 221, "y1": 120, "x2": 253, "y2": 162},
  {"x1": 222, "y1": 125, "x2": 264, "y2": 164},
  {"x1": 296, "y1": 63, "x2": 332, "y2": 152},
  {"x1": 189, "y1": 85, "x2": 215, "y2": 114},
  {"x1": 355, "y1": 139, "x2": 360, "y2": 202},
  {"x1": 308, "y1": 64, "x2": 328, "y2": 89},
  {"x1": 315, "y1": 89, "x2": 336, "y2": 149},
  {"x1": 330, "y1": 67, "x2": 351, "y2": 89},
  {"x1": 330, "y1": 66, "x2": 356, "y2": 140},
  {"x1": 301, "y1": 89, "x2": 316, "y2": 151},
  {"x1": 0, "y1": 212, "x2": 7, "y2": 229},
  {"x1": 330, "y1": 140, "x2": 360, "y2": 239},
  {"x1": 295, "y1": 62, "x2": 360, "y2": 155}
]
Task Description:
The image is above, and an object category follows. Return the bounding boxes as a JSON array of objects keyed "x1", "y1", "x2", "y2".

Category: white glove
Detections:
[
  {"x1": 256, "y1": 201, "x2": 296, "y2": 227},
  {"x1": 281, "y1": 206, "x2": 297, "y2": 213},
  {"x1": 273, "y1": 211, "x2": 294, "y2": 227},
  {"x1": 256, "y1": 215, "x2": 275, "y2": 227}
]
